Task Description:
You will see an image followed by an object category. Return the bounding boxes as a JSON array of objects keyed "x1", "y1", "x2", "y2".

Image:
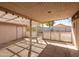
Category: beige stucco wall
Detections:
[
  {"x1": 0, "y1": 23, "x2": 16, "y2": 44},
  {"x1": 0, "y1": 23, "x2": 26, "y2": 45}
]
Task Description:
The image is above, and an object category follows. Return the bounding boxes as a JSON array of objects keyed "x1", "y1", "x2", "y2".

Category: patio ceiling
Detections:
[{"x1": 0, "y1": 2, "x2": 79, "y2": 23}]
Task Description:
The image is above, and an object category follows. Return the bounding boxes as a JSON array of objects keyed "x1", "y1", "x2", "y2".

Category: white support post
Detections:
[{"x1": 42, "y1": 23, "x2": 48, "y2": 45}]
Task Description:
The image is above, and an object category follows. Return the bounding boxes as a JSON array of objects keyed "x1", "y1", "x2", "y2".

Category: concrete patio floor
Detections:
[
  {"x1": 0, "y1": 38, "x2": 47, "y2": 57},
  {"x1": 0, "y1": 37, "x2": 77, "y2": 57}
]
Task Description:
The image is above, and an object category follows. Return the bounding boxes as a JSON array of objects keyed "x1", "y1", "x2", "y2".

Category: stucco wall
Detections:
[
  {"x1": 0, "y1": 23, "x2": 16, "y2": 44},
  {"x1": 0, "y1": 23, "x2": 26, "y2": 45}
]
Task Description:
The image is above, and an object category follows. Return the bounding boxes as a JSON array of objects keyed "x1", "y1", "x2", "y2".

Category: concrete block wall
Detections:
[
  {"x1": 43, "y1": 31, "x2": 72, "y2": 42},
  {"x1": 26, "y1": 31, "x2": 37, "y2": 38}
]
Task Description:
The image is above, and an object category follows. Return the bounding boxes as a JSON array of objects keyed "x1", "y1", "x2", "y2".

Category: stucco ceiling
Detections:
[{"x1": 0, "y1": 2, "x2": 79, "y2": 23}]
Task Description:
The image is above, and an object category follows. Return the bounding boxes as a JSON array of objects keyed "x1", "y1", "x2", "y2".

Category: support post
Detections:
[
  {"x1": 59, "y1": 29, "x2": 61, "y2": 41},
  {"x1": 71, "y1": 27, "x2": 73, "y2": 43},
  {"x1": 22, "y1": 26, "x2": 24, "y2": 38},
  {"x1": 42, "y1": 24, "x2": 43, "y2": 40},
  {"x1": 36, "y1": 24, "x2": 39, "y2": 43},
  {"x1": 72, "y1": 10, "x2": 79, "y2": 49},
  {"x1": 25, "y1": 27, "x2": 27, "y2": 38},
  {"x1": 49, "y1": 22, "x2": 51, "y2": 40},
  {"x1": 28, "y1": 20, "x2": 32, "y2": 57},
  {"x1": 16, "y1": 26, "x2": 18, "y2": 40},
  {"x1": 42, "y1": 23, "x2": 48, "y2": 45}
]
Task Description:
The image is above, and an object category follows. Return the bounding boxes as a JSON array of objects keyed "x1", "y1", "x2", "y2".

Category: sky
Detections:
[
  {"x1": 40, "y1": 17, "x2": 72, "y2": 27},
  {"x1": 54, "y1": 17, "x2": 72, "y2": 26}
]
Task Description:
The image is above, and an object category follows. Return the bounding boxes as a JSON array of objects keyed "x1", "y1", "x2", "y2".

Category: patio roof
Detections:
[
  {"x1": 0, "y1": 10, "x2": 39, "y2": 27},
  {"x1": 0, "y1": 2, "x2": 79, "y2": 23}
]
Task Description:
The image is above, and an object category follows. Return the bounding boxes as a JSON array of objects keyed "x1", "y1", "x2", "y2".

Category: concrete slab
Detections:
[
  {"x1": 18, "y1": 49, "x2": 28, "y2": 57},
  {"x1": 7, "y1": 45, "x2": 23, "y2": 53},
  {"x1": 0, "y1": 48, "x2": 13, "y2": 57},
  {"x1": 32, "y1": 46, "x2": 43, "y2": 53},
  {"x1": 12, "y1": 55, "x2": 18, "y2": 57},
  {"x1": 16, "y1": 42, "x2": 29, "y2": 48},
  {"x1": 31, "y1": 52, "x2": 39, "y2": 57}
]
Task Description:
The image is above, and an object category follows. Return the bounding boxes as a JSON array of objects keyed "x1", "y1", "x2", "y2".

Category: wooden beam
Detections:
[
  {"x1": 41, "y1": 17, "x2": 71, "y2": 23},
  {"x1": 28, "y1": 20, "x2": 32, "y2": 57},
  {"x1": 6, "y1": 17, "x2": 18, "y2": 21},
  {"x1": 42, "y1": 24, "x2": 44, "y2": 40},
  {"x1": 22, "y1": 26, "x2": 24, "y2": 38},
  {"x1": 72, "y1": 10, "x2": 79, "y2": 21},
  {"x1": 16, "y1": 26, "x2": 18, "y2": 40},
  {"x1": 0, "y1": 13, "x2": 7, "y2": 18},
  {"x1": 0, "y1": 16, "x2": 18, "y2": 21},
  {"x1": 71, "y1": 28, "x2": 73, "y2": 44},
  {"x1": 49, "y1": 22, "x2": 51, "y2": 40},
  {"x1": 59, "y1": 31, "x2": 61, "y2": 41},
  {"x1": 0, "y1": 21, "x2": 27, "y2": 26},
  {"x1": 25, "y1": 27, "x2": 27, "y2": 38},
  {"x1": 0, "y1": 6, "x2": 41, "y2": 23}
]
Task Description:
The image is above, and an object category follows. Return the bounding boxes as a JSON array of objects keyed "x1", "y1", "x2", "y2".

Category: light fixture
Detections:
[{"x1": 48, "y1": 10, "x2": 52, "y2": 13}]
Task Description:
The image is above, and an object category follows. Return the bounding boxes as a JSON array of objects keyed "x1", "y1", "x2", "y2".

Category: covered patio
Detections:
[{"x1": 0, "y1": 2, "x2": 79, "y2": 57}]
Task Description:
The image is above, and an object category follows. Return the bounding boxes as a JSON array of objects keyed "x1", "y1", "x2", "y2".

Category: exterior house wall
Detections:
[
  {"x1": 0, "y1": 23, "x2": 17, "y2": 44},
  {"x1": 0, "y1": 22, "x2": 26, "y2": 45}
]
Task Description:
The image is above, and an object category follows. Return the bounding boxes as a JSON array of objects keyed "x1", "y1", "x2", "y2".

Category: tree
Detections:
[{"x1": 46, "y1": 21, "x2": 54, "y2": 27}]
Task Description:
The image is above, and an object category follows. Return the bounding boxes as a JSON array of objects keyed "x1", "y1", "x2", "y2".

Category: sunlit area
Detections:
[
  {"x1": 37, "y1": 18, "x2": 77, "y2": 49},
  {"x1": 0, "y1": 2, "x2": 79, "y2": 57},
  {"x1": 39, "y1": 18, "x2": 72, "y2": 43}
]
